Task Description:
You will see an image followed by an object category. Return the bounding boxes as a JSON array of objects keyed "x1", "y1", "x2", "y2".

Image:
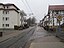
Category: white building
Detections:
[
  {"x1": 42, "y1": 15, "x2": 49, "y2": 27},
  {"x1": 48, "y1": 5, "x2": 64, "y2": 27},
  {"x1": 0, "y1": 3, "x2": 21, "y2": 29}
]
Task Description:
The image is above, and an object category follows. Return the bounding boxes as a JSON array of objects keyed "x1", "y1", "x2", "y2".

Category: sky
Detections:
[{"x1": 0, "y1": 0, "x2": 64, "y2": 22}]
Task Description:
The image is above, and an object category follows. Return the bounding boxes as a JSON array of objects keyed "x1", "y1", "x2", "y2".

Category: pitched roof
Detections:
[
  {"x1": 49, "y1": 5, "x2": 64, "y2": 10},
  {"x1": 0, "y1": 8, "x2": 19, "y2": 13},
  {"x1": 0, "y1": 3, "x2": 20, "y2": 10}
]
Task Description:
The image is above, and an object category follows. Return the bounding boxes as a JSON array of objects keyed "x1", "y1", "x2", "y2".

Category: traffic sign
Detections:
[{"x1": 56, "y1": 16, "x2": 63, "y2": 21}]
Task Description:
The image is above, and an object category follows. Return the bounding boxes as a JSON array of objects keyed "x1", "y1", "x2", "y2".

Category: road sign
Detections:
[{"x1": 56, "y1": 16, "x2": 63, "y2": 21}]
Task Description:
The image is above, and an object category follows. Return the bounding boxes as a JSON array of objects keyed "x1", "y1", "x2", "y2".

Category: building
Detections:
[
  {"x1": 48, "y1": 5, "x2": 64, "y2": 28},
  {"x1": 42, "y1": 15, "x2": 49, "y2": 27},
  {"x1": 0, "y1": 3, "x2": 23, "y2": 29},
  {"x1": 20, "y1": 10, "x2": 27, "y2": 27}
]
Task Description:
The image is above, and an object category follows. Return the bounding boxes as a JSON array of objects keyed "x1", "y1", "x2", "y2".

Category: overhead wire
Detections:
[
  {"x1": 20, "y1": 0, "x2": 34, "y2": 15},
  {"x1": 20, "y1": 0, "x2": 29, "y2": 11},
  {"x1": 24, "y1": 0, "x2": 33, "y2": 14}
]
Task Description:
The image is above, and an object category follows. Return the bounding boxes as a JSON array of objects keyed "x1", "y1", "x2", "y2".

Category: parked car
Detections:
[
  {"x1": 18, "y1": 26, "x2": 24, "y2": 30},
  {"x1": 23, "y1": 24, "x2": 29, "y2": 29}
]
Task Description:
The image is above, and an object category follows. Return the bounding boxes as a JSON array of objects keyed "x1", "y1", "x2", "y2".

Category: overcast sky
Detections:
[{"x1": 0, "y1": 0, "x2": 64, "y2": 22}]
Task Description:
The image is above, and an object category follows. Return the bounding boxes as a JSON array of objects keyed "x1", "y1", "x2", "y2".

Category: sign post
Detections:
[
  {"x1": 56, "y1": 16, "x2": 62, "y2": 28},
  {"x1": 56, "y1": 15, "x2": 62, "y2": 36},
  {"x1": 56, "y1": 16, "x2": 62, "y2": 21}
]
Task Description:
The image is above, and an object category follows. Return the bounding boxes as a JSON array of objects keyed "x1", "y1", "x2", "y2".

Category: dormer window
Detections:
[
  {"x1": 7, "y1": 6, "x2": 9, "y2": 9},
  {"x1": 4, "y1": 6, "x2": 5, "y2": 9}
]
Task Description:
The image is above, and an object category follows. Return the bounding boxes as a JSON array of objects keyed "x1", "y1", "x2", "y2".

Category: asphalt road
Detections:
[{"x1": 0, "y1": 26, "x2": 36, "y2": 48}]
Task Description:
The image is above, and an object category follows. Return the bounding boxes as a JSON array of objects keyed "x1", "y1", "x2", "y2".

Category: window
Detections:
[
  {"x1": 61, "y1": 11, "x2": 64, "y2": 15},
  {"x1": 7, "y1": 11, "x2": 9, "y2": 14},
  {"x1": 3, "y1": 11, "x2": 9, "y2": 14},
  {"x1": 3, "y1": 11, "x2": 4, "y2": 14},
  {"x1": 6, "y1": 17, "x2": 9, "y2": 21},
  {"x1": 3, "y1": 6, "x2": 5, "y2": 9},
  {"x1": 6, "y1": 24, "x2": 9, "y2": 27},
  {"x1": 2, "y1": 24, "x2": 4, "y2": 27},
  {"x1": 2, "y1": 24, "x2": 9, "y2": 27},
  {"x1": 56, "y1": 11, "x2": 59, "y2": 14},
  {"x1": 6, "y1": 17, "x2": 8, "y2": 21},
  {"x1": 3, "y1": 11, "x2": 5, "y2": 14},
  {"x1": 6, "y1": 11, "x2": 7, "y2": 14},
  {"x1": 7, "y1": 6, "x2": 9, "y2": 9},
  {"x1": 3, "y1": 17, "x2": 4, "y2": 20},
  {"x1": 56, "y1": 12, "x2": 58, "y2": 14},
  {"x1": 3, "y1": 17, "x2": 9, "y2": 21}
]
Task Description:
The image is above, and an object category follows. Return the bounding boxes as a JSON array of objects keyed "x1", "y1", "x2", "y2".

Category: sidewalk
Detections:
[
  {"x1": 29, "y1": 27, "x2": 64, "y2": 48},
  {"x1": 0, "y1": 30, "x2": 23, "y2": 43},
  {"x1": 30, "y1": 42, "x2": 64, "y2": 48}
]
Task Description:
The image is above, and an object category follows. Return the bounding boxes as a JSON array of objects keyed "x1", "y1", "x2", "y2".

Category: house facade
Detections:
[
  {"x1": 48, "y1": 5, "x2": 64, "y2": 28},
  {"x1": 0, "y1": 3, "x2": 21, "y2": 29}
]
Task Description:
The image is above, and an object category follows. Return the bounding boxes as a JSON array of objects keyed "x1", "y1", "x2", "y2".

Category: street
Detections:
[
  {"x1": 25, "y1": 26, "x2": 64, "y2": 48},
  {"x1": 0, "y1": 26, "x2": 36, "y2": 48},
  {"x1": 0, "y1": 26, "x2": 64, "y2": 48}
]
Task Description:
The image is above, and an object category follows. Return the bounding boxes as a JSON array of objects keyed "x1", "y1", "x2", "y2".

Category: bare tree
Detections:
[
  {"x1": 31, "y1": 17, "x2": 36, "y2": 24},
  {"x1": 27, "y1": 17, "x2": 32, "y2": 26}
]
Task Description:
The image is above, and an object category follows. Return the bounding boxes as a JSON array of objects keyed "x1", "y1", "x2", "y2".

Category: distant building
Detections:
[
  {"x1": 0, "y1": 3, "x2": 26, "y2": 29},
  {"x1": 42, "y1": 15, "x2": 49, "y2": 27},
  {"x1": 48, "y1": 5, "x2": 64, "y2": 27},
  {"x1": 20, "y1": 10, "x2": 27, "y2": 26}
]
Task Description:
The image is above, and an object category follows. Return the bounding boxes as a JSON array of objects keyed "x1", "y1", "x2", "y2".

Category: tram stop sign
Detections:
[{"x1": 56, "y1": 16, "x2": 62, "y2": 21}]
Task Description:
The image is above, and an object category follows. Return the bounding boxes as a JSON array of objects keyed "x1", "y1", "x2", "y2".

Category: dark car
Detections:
[{"x1": 23, "y1": 24, "x2": 29, "y2": 29}]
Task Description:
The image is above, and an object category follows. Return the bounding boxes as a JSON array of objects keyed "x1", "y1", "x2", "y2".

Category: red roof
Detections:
[{"x1": 49, "y1": 5, "x2": 64, "y2": 10}]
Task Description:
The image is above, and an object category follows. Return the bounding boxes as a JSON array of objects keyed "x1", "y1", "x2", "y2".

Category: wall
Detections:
[
  {"x1": 8, "y1": 6, "x2": 17, "y2": 9},
  {"x1": 0, "y1": 10, "x2": 3, "y2": 28},
  {"x1": 0, "y1": 5, "x2": 4, "y2": 9},
  {"x1": 0, "y1": 10, "x2": 21, "y2": 29}
]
